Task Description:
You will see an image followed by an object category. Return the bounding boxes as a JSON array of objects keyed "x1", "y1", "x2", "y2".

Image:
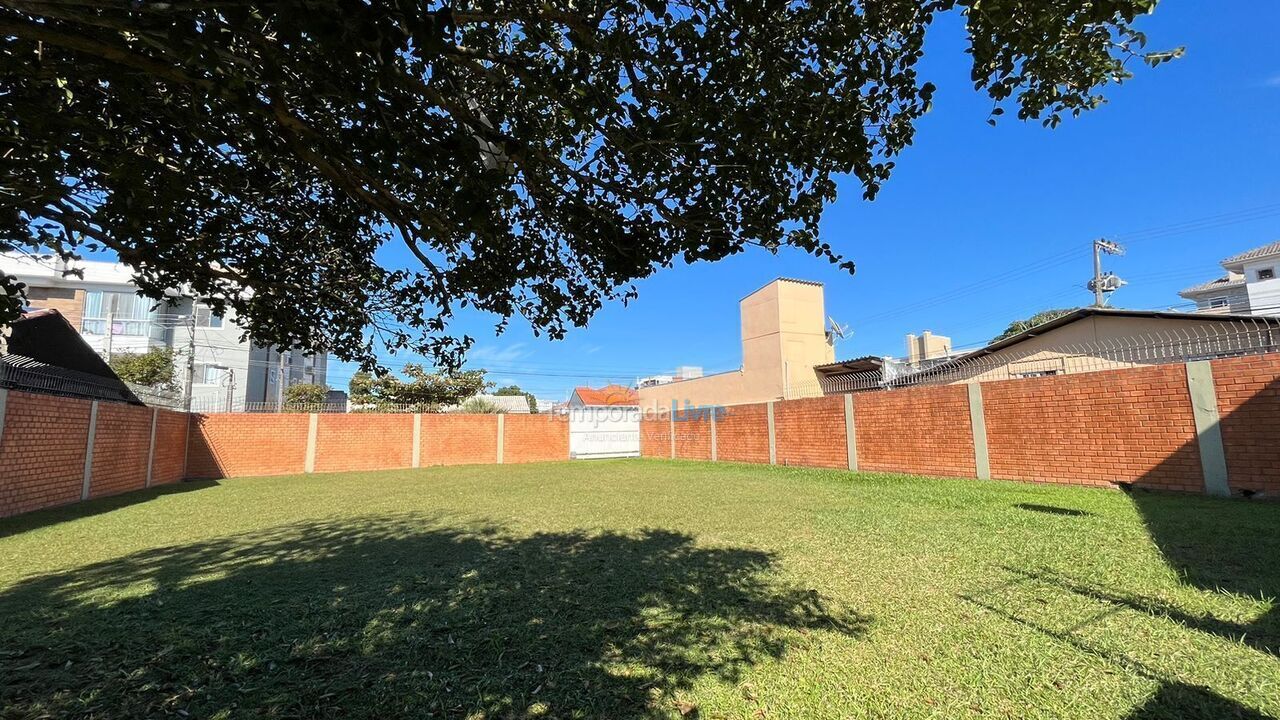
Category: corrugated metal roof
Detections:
[{"x1": 1223, "y1": 240, "x2": 1280, "y2": 266}]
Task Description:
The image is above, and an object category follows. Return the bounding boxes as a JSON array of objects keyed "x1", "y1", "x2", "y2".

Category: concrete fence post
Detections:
[
  {"x1": 669, "y1": 413, "x2": 676, "y2": 459},
  {"x1": 0, "y1": 388, "x2": 8, "y2": 448},
  {"x1": 412, "y1": 413, "x2": 422, "y2": 468},
  {"x1": 709, "y1": 408, "x2": 718, "y2": 462},
  {"x1": 304, "y1": 413, "x2": 318, "y2": 474},
  {"x1": 145, "y1": 408, "x2": 158, "y2": 488},
  {"x1": 766, "y1": 401, "x2": 777, "y2": 465},
  {"x1": 843, "y1": 394, "x2": 858, "y2": 472},
  {"x1": 1186, "y1": 361, "x2": 1231, "y2": 497},
  {"x1": 496, "y1": 413, "x2": 505, "y2": 464},
  {"x1": 967, "y1": 383, "x2": 992, "y2": 480},
  {"x1": 81, "y1": 400, "x2": 99, "y2": 500}
]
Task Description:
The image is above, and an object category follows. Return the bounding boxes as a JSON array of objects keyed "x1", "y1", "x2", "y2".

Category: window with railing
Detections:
[
  {"x1": 193, "y1": 363, "x2": 229, "y2": 385},
  {"x1": 81, "y1": 290, "x2": 157, "y2": 337}
]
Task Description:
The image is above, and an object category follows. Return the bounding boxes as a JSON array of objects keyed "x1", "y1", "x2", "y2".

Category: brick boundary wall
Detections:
[
  {"x1": 854, "y1": 385, "x2": 977, "y2": 478},
  {"x1": 0, "y1": 391, "x2": 92, "y2": 517},
  {"x1": 185, "y1": 413, "x2": 311, "y2": 479},
  {"x1": 1211, "y1": 353, "x2": 1280, "y2": 496},
  {"x1": 151, "y1": 410, "x2": 189, "y2": 486},
  {"x1": 637, "y1": 356, "x2": 1280, "y2": 497},
  {"x1": 2, "y1": 402, "x2": 573, "y2": 517},
  {"x1": 715, "y1": 404, "x2": 771, "y2": 464},
  {"x1": 774, "y1": 395, "x2": 847, "y2": 469},
  {"x1": 0, "y1": 391, "x2": 194, "y2": 518},
  {"x1": 313, "y1": 414, "x2": 415, "y2": 474},
  {"x1": 88, "y1": 402, "x2": 155, "y2": 499},
  {"x1": 982, "y1": 364, "x2": 1203, "y2": 491},
  {"x1": 5, "y1": 355, "x2": 1280, "y2": 518},
  {"x1": 503, "y1": 414, "x2": 571, "y2": 464}
]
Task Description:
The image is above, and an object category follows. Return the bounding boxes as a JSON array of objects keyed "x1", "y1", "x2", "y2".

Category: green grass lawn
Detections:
[{"x1": 1, "y1": 460, "x2": 1277, "y2": 719}]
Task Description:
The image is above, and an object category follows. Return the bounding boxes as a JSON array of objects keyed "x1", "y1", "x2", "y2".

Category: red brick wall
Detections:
[
  {"x1": 314, "y1": 414, "x2": 414, "y2": 473},
  {"x1": 186, "y1": 413, "x2": 310, "y2": 479},
  {"x1": 89, "y1": 402, "x2": 153, "y2": 498},
  {"x1": 640, "y1": 415, "x2": 671, "y2": 458},
  {"x1": 422, "y1": 413, "x2": 498, "y2": 465},
  {"x1": 854, "y1": 385, "x2": 977, "y2": 478},
  {"x1": 1212, "y1": 353, "x2": 1280, "y2": 495},
  {"x1": 504, "y1": 414, "x2": 570, "y2": 463},
  {"x1": 716, "y1": 404, "x2": 771, "y2": 464},
  {"x1": 775, "y1": 396, "x2": 847, "y2": 469},
  {"x1": 151, "y1": 410, "x2": 188, "y2": 485},
  {"x1": 983, "y1": 364, "x2": 1202, "y2": 491},
  {"x1": 674, "y1": 412, "x2": 713, "y2": 461},
  {"x1": 0, "y1": 391, "x2": 91, "y2": 517}
]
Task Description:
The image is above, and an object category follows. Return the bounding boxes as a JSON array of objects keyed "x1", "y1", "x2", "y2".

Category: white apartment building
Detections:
[
  {"x1": 1, "y1": 253, "x2": 326, "y2": 409},
  {"x1": 1180, "y1": 241, "x2": 1280, "y2": 316}
]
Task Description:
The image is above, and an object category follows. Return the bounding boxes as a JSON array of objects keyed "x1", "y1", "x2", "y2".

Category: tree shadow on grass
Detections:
[
  {"x1": 0, "y1": 516, "x2": 868, "y2": 718},
  {"x1": 1014, "y1": 502, "x2": 1093, "y2": 518},
  {"x1": 1121, "y1": 681, "x2": 1273, "y2": 720},
  {"x1": 1126, "y1": 492, "x2": 1280, "y2": 656}
]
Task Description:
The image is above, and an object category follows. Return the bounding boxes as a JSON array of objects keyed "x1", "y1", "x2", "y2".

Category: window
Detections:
[
  {"x1": 194, "y1": 364, "x2": 228, "y2": 385},
  {"x1": 1258, "y1": 268, "x2": 1276, "y2": 281},
  {"x1": 1207, "y1": 297, "x2": 1229, "y2": 309},
  {"x1": 194, "y1": 303, "x2": 224, "y2": 328},
  {"x1": 1015, "y1": 369, "x2": 1060, "y2": 379},
  {"x1": 82, "y1": 290, "x2": 153, "y2": 336},
  {"x1": 25, "y1": 286, "x2": 76, "y2": 301}
]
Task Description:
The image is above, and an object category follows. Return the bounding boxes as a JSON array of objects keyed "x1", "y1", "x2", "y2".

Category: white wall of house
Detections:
[{"x1": 1241, "y1": 257, "x2": 1280, "y2": 316}]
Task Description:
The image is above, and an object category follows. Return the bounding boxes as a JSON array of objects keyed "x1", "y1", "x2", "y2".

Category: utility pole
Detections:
[
  {"x1": 1089, "y1": 238, "x2": 1128, "y2": 307},
  {"x1": 275, "y1": 349, "x2": 288, "y2": 409},
  {"x1": 103, "y1": 309, "x2": 115, "y2": 362},
  {"x1": 1092, "y1": 242, "x2": 1105, "y2": 307},
  {"x1": 224, "y1": 369, "x2": 236, "y2": 413},
  {"x1": 183, "y1": 310, "x2": 196, "y2": 412}
]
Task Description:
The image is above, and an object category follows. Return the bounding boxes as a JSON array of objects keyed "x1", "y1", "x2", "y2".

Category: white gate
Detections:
[{"x1": 569, "y1": 406, "x2": 640, "y2": 459}]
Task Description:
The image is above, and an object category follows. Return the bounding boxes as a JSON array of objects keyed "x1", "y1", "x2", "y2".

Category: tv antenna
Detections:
[{"x1": 1088, "y1": 238, "x2": 1128, "y2": 307}]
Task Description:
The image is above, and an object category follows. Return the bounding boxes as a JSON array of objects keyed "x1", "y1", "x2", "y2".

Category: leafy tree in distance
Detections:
[
  {"x1": 349, "y1": 366, "x2": 489, "y2": 411},
  {"x1": 283, "y1": 383, "x2": 330, "y2": 409},
  {"x1": 109, "y1": 348, "x2": 176, "y2": 390},
  {"x1": 459, "y1": 396, "x2": 504, "y2": 414},
  {"x1": 2, "y1": 0, "x2": 1181, "y2": 369},
  {"x1": 494, "y1": 384, "x2": 538, "y2": 413},
  {"x1": 992, "y1": 309, "x2": 1080, "y2": 343}
]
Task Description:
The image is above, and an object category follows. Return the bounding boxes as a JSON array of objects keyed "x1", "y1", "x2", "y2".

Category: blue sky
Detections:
[{"x1": 330, "y1": 3, "x2": 1280, "y2": 401}]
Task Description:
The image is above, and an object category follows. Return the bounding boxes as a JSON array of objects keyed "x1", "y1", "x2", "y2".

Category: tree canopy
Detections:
[
  {"x1": 349, "y1": 365, "x2": 488, "y2": 410},
  {"x1": 108, "y1": 347, "x2": 177, "y2": 390},
  {"x1": 992, "y1": 308, "x2": 1079, "y2": 343},
  {"x1": 283, "y1": 382, "x2": 330, "y2": 409},
  {"x1": 494, "y1": 383, "x2": 538, "y2": 412},
  {"x1": 1, "y1": 0, "x2": 1179, "y2": 368}
]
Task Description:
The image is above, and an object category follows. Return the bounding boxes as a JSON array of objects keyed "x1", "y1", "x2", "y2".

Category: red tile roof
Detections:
[{"x1": 572, "y1": 384, "x2": 639, "y2": 406}]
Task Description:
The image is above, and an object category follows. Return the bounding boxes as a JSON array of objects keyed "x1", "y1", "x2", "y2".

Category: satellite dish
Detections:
[{"x1": 826, "y1": 316, "x2": 851, "y2": 345}]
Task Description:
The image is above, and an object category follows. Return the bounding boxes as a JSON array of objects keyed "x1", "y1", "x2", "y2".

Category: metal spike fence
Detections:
[{"x1": 786, "y1": 317, "x2": 1280, "y2": 400}]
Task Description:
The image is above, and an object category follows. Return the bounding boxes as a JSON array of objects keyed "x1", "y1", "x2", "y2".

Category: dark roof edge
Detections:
[{"x1": 956, "y1": 307, "x2": 1280, "y2": 362}]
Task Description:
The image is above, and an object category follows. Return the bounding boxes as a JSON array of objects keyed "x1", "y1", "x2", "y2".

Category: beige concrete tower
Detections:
[{"x1": 638, "y1": 278, "x2": 836, "y2": 410}]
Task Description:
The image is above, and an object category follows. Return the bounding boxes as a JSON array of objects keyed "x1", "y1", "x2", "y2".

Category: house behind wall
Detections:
[
  {"x1": 0, "y1": 253, "x2": 326, "y2": 408},
  {"x1": 637, "y1": 278, "x2": 835, "y2": 410}
]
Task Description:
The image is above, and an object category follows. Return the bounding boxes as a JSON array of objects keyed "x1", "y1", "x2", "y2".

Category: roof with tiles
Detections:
[
  {"x1": 1179, "y1": 275, "x2": 1247, "y2": 297},
  {"x1": 571, "y1": 384, "x2": 639, "y2": 406},
  {"x1": 1223, "y1": 240, "x2": 1280, "y2": 267}
]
